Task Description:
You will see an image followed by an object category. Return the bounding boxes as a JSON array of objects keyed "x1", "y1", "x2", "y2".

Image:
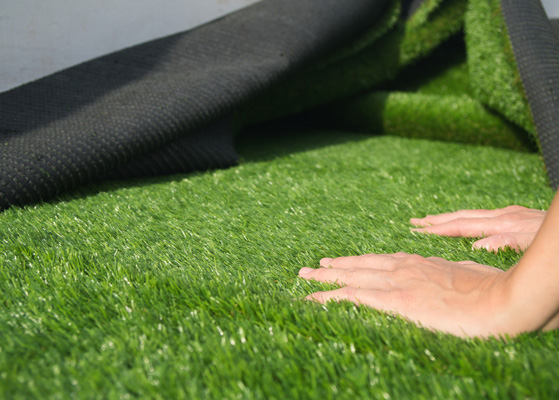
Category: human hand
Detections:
[
  {"x1": 299, "y1": 253, "x2": 512, "y2": 337},
  {"x1": 410, "y1": 205, "x2": 545, "y2": 252}
]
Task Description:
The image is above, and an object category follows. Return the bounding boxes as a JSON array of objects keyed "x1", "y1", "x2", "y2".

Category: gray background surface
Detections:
[
  {"x1": 1, "y1": 0, "x2": 557, "y2": 93},
  {"x1": 0, "y1": 0, "x2": 260, "y2": 93}
]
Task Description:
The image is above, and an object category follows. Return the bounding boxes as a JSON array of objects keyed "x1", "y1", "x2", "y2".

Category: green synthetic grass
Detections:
[
  {"x1": 1, "y1": 129, "x2": 557, "y2": 399},
  {"x1": 0, "y1": 1, "x2": 552, "y2": 397},
  {"x1": 465, "y1": 0, "x2": 535, "y2": 137},
  {"x1": 318, "y1": 0, "x2": 538, "y2": 153},
  {"x1": 237, "y1": 0, "x2": 535, "y2": 156},
  {"x1": 324, "y1": 91, "x2": 531, "y2": 150},
  {"x1": 322, "y1": 38, "x2": 534, "y2": 151}
]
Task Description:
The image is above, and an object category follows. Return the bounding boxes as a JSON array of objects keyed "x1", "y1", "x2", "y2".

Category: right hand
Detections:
[
  {"x1": 299, "y1": 253, "x2": 509, "y2": 338},
  {"x1": 410, "y1": 205, "x2": 546, "y2": 252}
]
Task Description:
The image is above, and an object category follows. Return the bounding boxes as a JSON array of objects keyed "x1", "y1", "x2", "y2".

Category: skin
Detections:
[
  {"x1": 298, "y1": 194, "x2": 559, "y2": 338},
  {"x1": 410, "y1": 205, "x2": 545, "y2": 253}
]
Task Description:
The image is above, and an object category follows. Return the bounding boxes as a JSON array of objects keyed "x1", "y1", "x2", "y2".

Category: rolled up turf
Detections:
[
  {"x1": 1, "y1": 0, "x2": 558, "y2": 210},
  {"x1": 0, "y1": 0, "x2": 389, "y2": 210}
]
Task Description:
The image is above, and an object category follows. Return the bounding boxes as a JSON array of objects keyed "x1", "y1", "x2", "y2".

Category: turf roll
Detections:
[
  {"x1": 0, "y1": 0, "x2": 389, "y2": 211},
  {"x1": 501, "y1": 0, "x2": 559, "y2": 188},
  {"x1": 0, "y1": 0, "x2": 557, "y2": 203}
]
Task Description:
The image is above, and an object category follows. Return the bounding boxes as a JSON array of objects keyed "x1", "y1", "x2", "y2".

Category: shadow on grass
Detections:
[
  {"x1": 47, "y1": 117, "x2": 375, "y2": 206},
  {"x1": 235, "y1": 114, "x2": 375, "y2": 163}
]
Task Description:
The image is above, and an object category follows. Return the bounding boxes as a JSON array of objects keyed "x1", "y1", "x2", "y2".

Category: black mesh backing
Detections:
[
  {"x1": 501, "y1": 0, "x2": 559, "y2": 188},
  {"x1": 0, "y1": 0, "x2": 388, "y2": 211},
  {"x1": 104, "y1": 117, "x2": 236, "y2": 179},
  {"x1": 550, "y1": 18, "x2": 559, "y2": 40}
]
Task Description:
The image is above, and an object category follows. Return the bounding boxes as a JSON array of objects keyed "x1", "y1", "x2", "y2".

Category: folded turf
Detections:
[
  {"x1": 235, "y1": 0, "x2": 468, "y2": 126},
  {"x1": 465, "y1": 0, "x2": 535, "y2": 136},
  {"x1": 267, "y1": 0, "x2": 538, "y2": 152},
  {"x1": 1, "y1": 0, "x2": 557, "y2": 209}
]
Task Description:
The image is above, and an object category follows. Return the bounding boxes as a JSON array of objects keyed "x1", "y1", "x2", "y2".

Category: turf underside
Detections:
[{"x1": 1, "y1": 130, "x2": 557, "y2": 398}]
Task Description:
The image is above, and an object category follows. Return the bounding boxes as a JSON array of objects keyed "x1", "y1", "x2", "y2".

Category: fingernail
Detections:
[{"x1": 299, "y1": 267, "x2": 314, "y2": 276}]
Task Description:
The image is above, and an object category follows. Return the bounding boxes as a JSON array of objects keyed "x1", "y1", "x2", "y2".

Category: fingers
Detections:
[
  {"x1": 301, "y1": 253, "x2": 434, "y2": 290},
  {"x1": 409, "y1": 205, "x2": 538, "y2": 228},
  {"x1": 472, "y1": 232, "x2": 537, "y2": 253},
  {"x1": 456, "y1": 260, "x2": 480, "y2": 265},
  {"x1": 301, "y1": 253, "x2": 417, "y2": 289},
  {"x1": 410, "y1": 208, "x2": 517, "y2": 227},
  {"x1": 411, "y1": 217, "x2": 500, "y2": 237},
  {"x1": 305, "y1": 286, "x2": 398, "y2": 313},
  {"x1": 411, "y1": 205, "x2": 544, "y2": 249},
  {"x1": 319, "y1": 253, "x2": 409, "y2": 270},
  {"x1": 299, "y1": 266, "x2": 389, "y2": 289}
]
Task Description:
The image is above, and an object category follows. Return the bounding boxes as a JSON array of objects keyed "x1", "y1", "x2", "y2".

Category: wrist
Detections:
[{"x1": 492, "y1": 263, "x2": 559, "y2": 336}]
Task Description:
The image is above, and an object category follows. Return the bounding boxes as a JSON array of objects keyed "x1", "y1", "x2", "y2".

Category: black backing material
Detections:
[
  {"x1": 551, "y1": 19, "x2": 559, "y2": 40},
  {"x1": 103, "y1": 117, "x2": 236, "y2": 179},
  {"x1": 0, "y1": 0, "x2": 388, "y2": 211},
  {"x1": 501, "y1": 0, "x2": 559, "y2": 188}
]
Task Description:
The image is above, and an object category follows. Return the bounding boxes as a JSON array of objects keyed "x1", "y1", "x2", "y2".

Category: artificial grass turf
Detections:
[
  {"x1": 321, "y1": 34, "x2": 535, "y2": 152},
  {"x1": 465, "y1": 0, "x2": 535, "y2": 137},
  {"x1": 314, "y1": 0, "x2": 538, "y2": 153},
  {"x1": 236, "y1": 0, "x2": 536, "y2": 160},
  {"x1": 1, "y1": 128, "x2": 557, "y2": 399}
]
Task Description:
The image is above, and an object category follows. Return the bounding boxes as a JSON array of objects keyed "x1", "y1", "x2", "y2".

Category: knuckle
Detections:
[
  {"x1": 391, "y1": 267, "x2": 409, "y2": 280},
  {"x1": 497, "y1": 233, "x2": 518, "y2": 247},
  {"x1": 312, "y1": 268, "x2": 327, "y2": 278},
  {"x1": 345, "y1": 268, "x2": 360, "y2": 282},
  {"x1": 356, "y1": 255, "x2": 373, "y2": 268},
  {"x1": 391, "y1": 288, "x2": 413, "y2": 306},
  {"x1": 339, "y1": 286, "x2": 358, "y2": 299},
  {"x1": 405, "y1": 253, "x2": 425, "y2": 263},
  {"x1": 505, "y1": 205, "x2": 525, "y2": 211}
]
